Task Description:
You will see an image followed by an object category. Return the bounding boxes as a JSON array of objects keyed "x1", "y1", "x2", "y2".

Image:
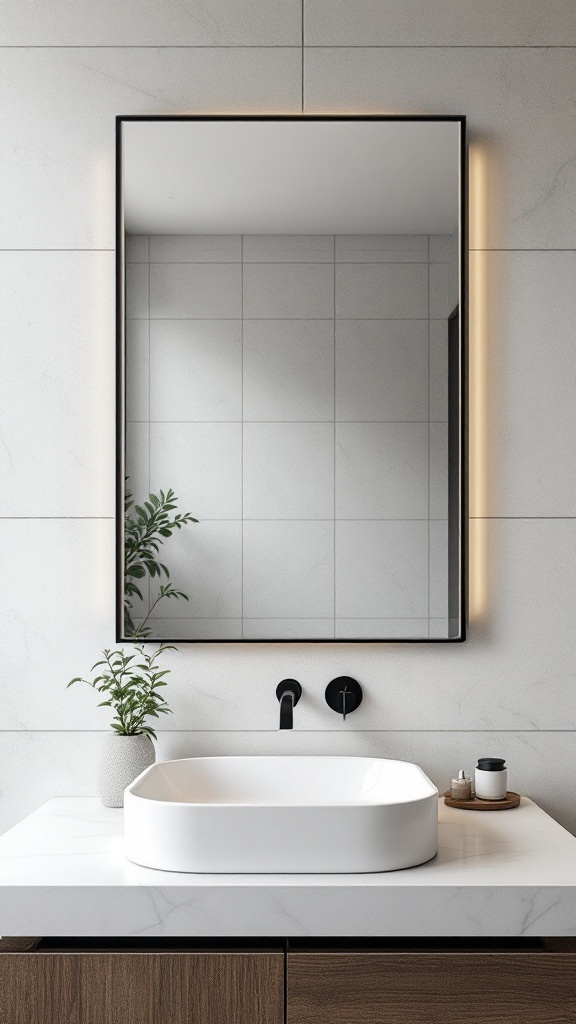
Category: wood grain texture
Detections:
[
  {"x1": 287, "y1": 952, "x2": 576, "y2": 1024},
  {"x1": 443, "y1": 791, "x2": 521, "y2": 811},
  {"x1": 0, "y1": 939, "x2": 39, "y2": 953},
  {"x1": 0, "y1": 951, "x2": 284, "y2": 1024}
]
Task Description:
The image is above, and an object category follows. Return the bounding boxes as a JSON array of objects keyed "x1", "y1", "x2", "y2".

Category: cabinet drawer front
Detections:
[
  {"x1": 287, "y1": 952, "x2": 576, "y2": 1024},
  {"x1": 0, "y1": 952, "x2": 284, "y2": 1024}
]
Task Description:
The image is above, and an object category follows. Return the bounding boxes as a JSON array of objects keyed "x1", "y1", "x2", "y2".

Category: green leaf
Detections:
[{"x1": 126, "y1": 565, "x2": 146, "y2": 579}]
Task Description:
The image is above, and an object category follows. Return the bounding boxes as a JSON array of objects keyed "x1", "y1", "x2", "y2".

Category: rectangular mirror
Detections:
[{"x1": 117, "y1": 115, "x2": 466, "y2": 643}]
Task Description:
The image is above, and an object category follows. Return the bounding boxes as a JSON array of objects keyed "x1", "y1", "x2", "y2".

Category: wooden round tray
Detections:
[{"x1": 443, "y1": 790, "x2": 521, "y2": 811}]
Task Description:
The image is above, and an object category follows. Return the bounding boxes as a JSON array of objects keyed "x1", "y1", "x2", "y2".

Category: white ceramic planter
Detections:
[{"x1": 97, "y1": 734, "x2": 155, "y2": 808}]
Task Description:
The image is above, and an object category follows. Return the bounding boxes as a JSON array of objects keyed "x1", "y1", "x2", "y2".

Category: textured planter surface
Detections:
[{"x1": 97, "y1": 734, "x2": 156, "y2": 808}]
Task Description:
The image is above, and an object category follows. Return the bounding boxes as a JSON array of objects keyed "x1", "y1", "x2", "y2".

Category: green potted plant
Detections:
[{"x1": 68, "y1": 644, "x2": 174, "y2": 807}]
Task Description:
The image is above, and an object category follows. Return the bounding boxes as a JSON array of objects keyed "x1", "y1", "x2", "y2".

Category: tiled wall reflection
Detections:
[{"x1": 125, "y1": 232, "x2": 458, "y2": 639}]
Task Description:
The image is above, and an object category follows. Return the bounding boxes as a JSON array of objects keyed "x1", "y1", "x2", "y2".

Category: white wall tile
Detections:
[
  {"x1": 150, "y1": 319, "x2": 242, "y2": 422},
  {"x1": 146, "y1": 618, "x2": 243, "y2": 640},
  {"x1": 243, "y1": 235, "x2": 334, "y2": 262},
  {"x1": 243, "y1": 264, "x2": 334, "y2": 318},
  {"x1": 305, "y1": 48, "x2": 576, "y2": 249},
  {"x1": 429, "y1": 520, "x2": 449, "y2": 618},
  {"x1": 429, "y1": 423, "x2": 448, "y2": 519},
  {"x1": 336, "y1": 235, "x2": 428, "y2": 263},
  {"x1": 243, "y1": 619, "x2": 335, "y2": 639},
  {"x1": 0, "y1": 48, "x2": 302, "y2": 248},
  {"x1": 150, "y1": 422, "x2": 242, "y2": 519},
  {"x1": 0, "y1": 252, "x2": 114, "y2": 517},
  {"x1": 243, "y1": 423, "x2": 334, "y2": 519},
  {"x1": 125, "y1": 263, "x2": 149, "y2": 318},
  {"x1": 336, "y1": 264, "x2": 428, "y2": 318},
  {"x1": 243, "y1": 521, "x2": 334, "y2": 617},
  {"x1": 469, "y1": 251, "x2": 576, "y2": 517},
  {"x1": 125, "y1": 421, "x2": 149, "y2": 503},
  {"x1": 335, "y1": 319, "x2": 428, "y2": 421},
  {"x1": 125, "y1": 234, "x2": 149, "y2": 262},
  {"x1": 336, "y1": 423, "x2": 429, "y2": 519},
  {"x1": 0, "y1": 733, "x2": 105, "y2": 834},
  {"x1": 429, "y1": 261, "x2": 459, "y2": 319},
  {"x1": 429, "y1": 233, "x2": 457, "y2": 264},
  {"x1": 304, "y1": 1, "x2": 576, "y2": 46},
  {"x1": 150, "y1": 520, "x2": 242, "y2": 619},
  {"x1": 0, "y1": 520, "x2": 115, "y2": 731},
  {"x1": 0, "y1": 0, "x2": 302, "y2": 45},
  {"x1": 336, "y1": 521, "x2": 429, "y2": 618},
  {"x1": 429, "y1": 618, "x2": 449, "y2": 639},
  {"x1": 125, "y1": 320, "x2": 149, "y2": 422},
  {"x1": 149, "y1": 235, "x2": 241, "y2": 262},
  {"x1": 150, "y1": 263, "x2": 241, "y2": 319},
  {"x1": 429, "y1": 320, "x2": 449, "y2": 422},
  {"x1": 335, "y1": 619, "x2": 429, "y2": 639},
  {"x1": 243, "y1": 319, "x2": 334, "y2": 421}
]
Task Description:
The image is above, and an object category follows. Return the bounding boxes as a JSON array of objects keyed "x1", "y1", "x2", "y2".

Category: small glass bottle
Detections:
[{"x1": 451, "y1": 769, "x2": 472, "y2": 801}]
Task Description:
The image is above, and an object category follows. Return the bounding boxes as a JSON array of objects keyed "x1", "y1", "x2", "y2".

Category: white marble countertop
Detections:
[{"x1": 1, "y1": 797, "x2": 576, "y2": 936}]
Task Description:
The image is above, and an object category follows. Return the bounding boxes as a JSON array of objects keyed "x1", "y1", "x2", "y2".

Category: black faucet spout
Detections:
[
  {"x1": 279, "y1": 691, "x2": 294, "y2": 730},
  {"x1": 276, "y1": 679, "x2": 302, "y2": 730}
]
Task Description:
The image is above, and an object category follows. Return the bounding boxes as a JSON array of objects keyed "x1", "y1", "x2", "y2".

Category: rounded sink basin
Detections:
[{"x1": 124, "y1": 755, "x2": 438, "y2": 874}]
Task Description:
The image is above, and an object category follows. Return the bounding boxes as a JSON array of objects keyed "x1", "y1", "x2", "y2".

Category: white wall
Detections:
[{"x1": 2, "y1": 3, "x2": 576, "y2": 834}]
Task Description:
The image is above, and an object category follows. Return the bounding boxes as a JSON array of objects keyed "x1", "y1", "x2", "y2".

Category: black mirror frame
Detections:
[{"x1": 115, "y1": 113, "x2": 467, "y2": 644}]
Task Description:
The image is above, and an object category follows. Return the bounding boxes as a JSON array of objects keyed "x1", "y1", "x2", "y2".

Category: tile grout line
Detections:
[
  {"x1": 138, "y1": 616, "x2": 431, "y2": 620},
  {"x1": 2, "y1": 44, "x2": 576, "y2": 49}
]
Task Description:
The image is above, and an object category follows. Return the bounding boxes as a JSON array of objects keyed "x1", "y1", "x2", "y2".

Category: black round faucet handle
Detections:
[
  {"x1": 276, "y1": 679, "x2": 302, "y2": 705},
  {"x1": 325, "y1": 676, "x2": 363, "y2": 716}
]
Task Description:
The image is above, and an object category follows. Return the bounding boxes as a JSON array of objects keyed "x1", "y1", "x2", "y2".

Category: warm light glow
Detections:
[{"x1": 468, "y1": 142, "x2": 489, "y2": 623}]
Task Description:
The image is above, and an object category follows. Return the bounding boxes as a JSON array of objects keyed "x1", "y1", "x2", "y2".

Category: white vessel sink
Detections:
[{"x1": 124, "y1": 756, "x2": 438, "y2": 874}]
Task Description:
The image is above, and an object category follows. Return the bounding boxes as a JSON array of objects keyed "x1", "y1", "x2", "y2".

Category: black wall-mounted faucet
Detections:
[{"x1": 276, "y1": 679, "x2": 302, "y2": 730}]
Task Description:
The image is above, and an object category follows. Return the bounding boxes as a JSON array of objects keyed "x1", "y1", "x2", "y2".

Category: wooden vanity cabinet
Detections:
[
  {"x1": 0, "y1": 940, "x2": 284, "y2": 1024},
  {"x1": 2, "y1": 938, "x2": 576, "y2": 1024},
  {"x1": 287, "y1": 945, "x2": 576, "y2": 1024}
]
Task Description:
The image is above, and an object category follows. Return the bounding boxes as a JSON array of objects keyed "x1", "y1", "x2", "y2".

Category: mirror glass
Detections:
[{"x1": 118, "y1": 116, "x2": 465, "y2": 643}]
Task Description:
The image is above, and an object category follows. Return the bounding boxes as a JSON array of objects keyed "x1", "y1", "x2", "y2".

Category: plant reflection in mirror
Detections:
[{"x1": 124, "y1": 481, "x2": 198, "y2": 638}]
